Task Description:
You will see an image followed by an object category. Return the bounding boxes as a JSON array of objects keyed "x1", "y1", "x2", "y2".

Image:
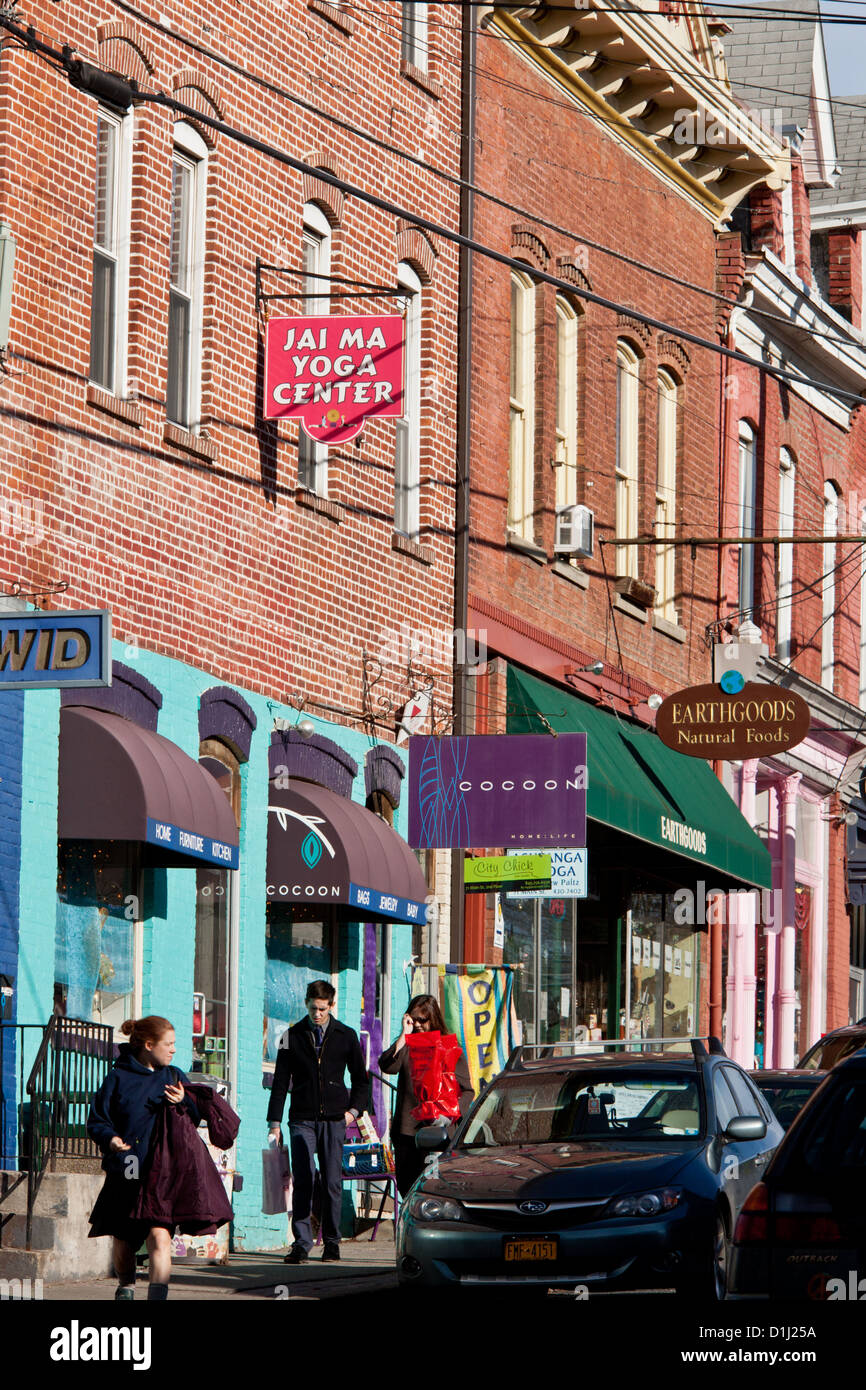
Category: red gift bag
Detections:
[{"x1": 406, "y1": 1030, "x2": 463, "y2": 1123}]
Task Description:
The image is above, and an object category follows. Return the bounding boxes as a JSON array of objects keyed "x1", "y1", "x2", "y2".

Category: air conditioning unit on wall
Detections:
[{"x1": 554, "y1": 504, "x2": 594, "y2": 557}]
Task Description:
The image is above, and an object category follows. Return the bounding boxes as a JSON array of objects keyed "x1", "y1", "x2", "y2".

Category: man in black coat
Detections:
[{"x1": 267, "y1": 979, "x2": 368, "y2": 1262}]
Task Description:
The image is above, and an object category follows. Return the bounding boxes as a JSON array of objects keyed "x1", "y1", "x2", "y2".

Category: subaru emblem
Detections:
[{"x1": 518, "y1": 1199, "x2": 548, "y2": 1214}]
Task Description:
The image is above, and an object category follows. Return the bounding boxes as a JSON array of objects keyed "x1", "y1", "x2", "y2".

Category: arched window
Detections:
[
  {"x1": 298, "y1": 202, "x2": 332, "y2": 496},
  {"x1": 395, "y1": 261, "x2": 422, "y2": 539},
  {"x1": 655, "y1": 370, "x2": 678, "y2": 622},
  {"x1": 167, "y1": 122, "x2": 208, "y2": 429},
  {"x1": 508, "y1": 270, "x2": 535, "y2": 542},
  {"x1": 615, "y1": 342, "x2": 640, "y2": 579},
  {"x1": 555, "y1": 297, "x2": 578, "y2": 512},
  {"x1": 738, "y1": 421, "x2": 758, "y2": 617},
  {"x1": 822, "y1": 481, "x2": 840, "y2": 689},
  {"x1": 777, "y1": 449, "x2": 796, "y2": 660}
]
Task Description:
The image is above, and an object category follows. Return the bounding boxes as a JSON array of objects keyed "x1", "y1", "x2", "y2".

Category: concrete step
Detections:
[
  {"x1": 0, "y1": 1172, "x2": 70, "y2": 1217},
  {"x1": 0, "y1": 1247, "x2": 47, "y2": 1281},
  {"x1": 1, "y1": 1213, "x2": 56, "y2": 1250}
]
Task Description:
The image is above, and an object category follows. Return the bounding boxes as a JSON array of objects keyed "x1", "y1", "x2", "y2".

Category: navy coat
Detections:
[{"x1": 87, "y1": 1044, "x2": 199, "y2": 1173}]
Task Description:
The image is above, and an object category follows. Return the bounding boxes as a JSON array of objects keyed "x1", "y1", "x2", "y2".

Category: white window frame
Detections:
[
  {"x1": 89, "y1": 106, "x2": 133, "y2": 395},
  {"x1": 167, "y1": 121, "x2": 207, "y2": 431},
  {"x1": 298, "y1": 202, "x2": 332, "y2": 497},
  {"x1": 555, "y1": 297, "x2": 578, "y2": 511},
  {"x1": 822, "y1": 480, "x2": 839, "y2": 690},
  {"x1": 655, "y1": 369, "x2": 678, "y2": 623},
  {"x1": 401, "y1": 2, "x2": 429, "y2": 72},
  {"x1": 395, "y1": 261, "x2": 422, "y2": 540},
  {"x1": 777, "y1": 448, "x2": 796, "y2": 661},
  {"x1": 508, "y1": 270, "x2": 535, "y2": 543},
  {"x1": 615, "y1": 341, "x2": 640, "y2": 579},
  {"x1": 738, "y1": 421, "x2": 757, "y2": 618},
  {"x1": 781, "y1": 181, "x2": 796, "y2": 272}
]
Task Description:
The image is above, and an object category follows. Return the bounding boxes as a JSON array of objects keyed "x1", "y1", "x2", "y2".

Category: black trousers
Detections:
[
  {"x1": 289, "y1": 1119, "x2": 346, "y2": 1249},
  {"x1": 392, "y1": 1132, "x2": 427, "y2": 1198}
]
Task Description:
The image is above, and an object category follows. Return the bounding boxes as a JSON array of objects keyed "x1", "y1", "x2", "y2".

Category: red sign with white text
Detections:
[{"x1": 264, "y1": 314, "x2": 404, "y2": 444}]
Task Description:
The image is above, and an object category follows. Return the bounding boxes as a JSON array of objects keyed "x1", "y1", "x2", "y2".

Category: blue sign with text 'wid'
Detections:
[{"x1": 0, "y1": 610, "x2": 111, "y2": 690}]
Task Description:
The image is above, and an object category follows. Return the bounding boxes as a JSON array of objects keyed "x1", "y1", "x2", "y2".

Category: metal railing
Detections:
[
  {"x1": 0, "y1": 1023, "x2": 45, "y2": 1171},
  {"x1": 1, "y1": 1016, "x2": 114, "y2": 1249}
]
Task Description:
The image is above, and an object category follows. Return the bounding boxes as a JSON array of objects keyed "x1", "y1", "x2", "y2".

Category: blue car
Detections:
[{"x1": 397, "y1": 1040, "x2": 784, "y2": 1298}]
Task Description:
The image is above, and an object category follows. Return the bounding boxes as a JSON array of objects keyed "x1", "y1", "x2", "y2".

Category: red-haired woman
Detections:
[
  {"x1": 87, "y1": 1016, "x2": 201, "y2": 1301},
  {"x1": 378, "y1": 994, "x2": 474, "y2": 1196}
]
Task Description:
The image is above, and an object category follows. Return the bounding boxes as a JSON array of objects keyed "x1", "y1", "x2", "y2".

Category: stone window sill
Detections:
[
  {"x1": 295, "y1": 488, "x2": 344, "y2": 522},
  {"x1": 86, "y1": 384, "x2": 142, "y2": 427},
  {"x1": 653, "y1": 613, "x2": 687, "y2": 643},
  {"x1": 392, "y1": 531, "x2": 433, "y2": 564},
  {"x1": 163, "y1": 422, "x2": 218, "y2": 462},
  {"x1": 552, "y1": 560, "x2": 589, "y2": 590},
  {"x1": 507, "y1": 531, "x2": 547, "y2": 565},
  {"x1": 614, "y1": 592, "x2": 648, "y2": 624},
  {"x1": 307, "y1": 0, "x2": 356, "y2": 33},
  {"x1": 400, "y1": 59, "x2": 442, "y2": 100}
]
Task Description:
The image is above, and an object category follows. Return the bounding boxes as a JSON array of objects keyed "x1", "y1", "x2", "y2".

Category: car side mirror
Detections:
[
  {"x1": 724, "y1": 1116, "x2": 766, "y2": 1142},
  {"x1": 415, "y1": 1125, "x2": 450, "y2": 1151}
]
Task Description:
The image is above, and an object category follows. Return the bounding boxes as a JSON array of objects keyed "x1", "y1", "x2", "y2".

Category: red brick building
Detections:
[{"x1": 460, "y1": 3, "x2": 794, "y2": 1053}]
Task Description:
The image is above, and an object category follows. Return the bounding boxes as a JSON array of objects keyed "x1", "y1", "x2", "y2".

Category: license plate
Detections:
[{"x1": 503, "y1": 1237, "x2": 558, "y2": 1262}]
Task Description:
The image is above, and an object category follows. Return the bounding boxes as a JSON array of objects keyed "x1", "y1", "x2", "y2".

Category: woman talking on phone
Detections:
[{"x1": 378, "y1": 994, "x2": 474, "y2": 1196}]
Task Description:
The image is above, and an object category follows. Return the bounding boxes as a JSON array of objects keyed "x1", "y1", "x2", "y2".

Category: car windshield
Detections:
[
  {"x1": 799, "y1": 1035, "x2": 865, "y2": 1071},
  {"x1": 459, "y1": 1070, "x2": 703, "y2": 1146}
]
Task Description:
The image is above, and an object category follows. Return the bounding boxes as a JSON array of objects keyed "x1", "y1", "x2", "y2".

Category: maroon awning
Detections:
[
  {"x1": 58, "y1": 707, "x2": 239, "y2": 868},
  {"x1": 267, "y1": 780, "x2": 429, "y2": 925}
]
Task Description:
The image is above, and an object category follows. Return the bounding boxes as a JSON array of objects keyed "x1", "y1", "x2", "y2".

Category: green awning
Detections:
[{"x1": 508, "y1": 666, "x2": 772, "y2": 890}]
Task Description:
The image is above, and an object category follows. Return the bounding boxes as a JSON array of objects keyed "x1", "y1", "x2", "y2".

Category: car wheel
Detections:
[{"x1": 712, "y1": 1213, "x2": 730, "y2": 1301}]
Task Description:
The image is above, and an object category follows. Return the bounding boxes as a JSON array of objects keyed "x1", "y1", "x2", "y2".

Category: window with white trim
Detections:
[
  {"x1": 615, "y1": 342, "x2": 640, "y2": 579},
  {"x1": 555, "y1": 297, "x2": 578, "y2": 512},
  {"x1": 822, "y1": 480, "x2": 839, "y2": 690},
  {"x1": 738, "y1": 422, "x2": 757, "y2": 618},
  {"x1": 395, "y1": 261, "x2": 422, "y2": 539},
  {"x1": 777, "y1": 449, "x2": 796, "y2": 661},
  {"x1": 298, "y1": 202, "x2": 332, "y2": 496},
  {"x1": 508, "y1": 270, "x2": 535, "y2": 543},
  {"x1": 89, "y1": 107, "x2": 133, "y2": 394},
  {"x1": 401, "y1": 2, "x2": 428, "y2": 72},
  {"x1": 655, "y1": 370, "x2": 678, "y2": 623},
  {"x1": 167, "y1": 123, "x2": 207, "y2": 430}
]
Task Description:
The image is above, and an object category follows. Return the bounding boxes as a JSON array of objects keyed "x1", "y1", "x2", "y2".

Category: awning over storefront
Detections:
[
  {"x1": 267, "y1": 780, "x2": 429, "y2": 925},
  {"x1": 58, "y1": 707, "x2": 240, "y2": 868},
  {"x1": 508, "y1": 667, "x2": 772, "y2": 889}
]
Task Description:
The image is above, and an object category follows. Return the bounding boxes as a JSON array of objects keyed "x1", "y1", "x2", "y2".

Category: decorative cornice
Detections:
[
  {"x1": 511, "y1": 224, "x2": 550, "y2": 267},
  {"x1": 486, "y1": 5, "x2": 789, "y2": 226}
]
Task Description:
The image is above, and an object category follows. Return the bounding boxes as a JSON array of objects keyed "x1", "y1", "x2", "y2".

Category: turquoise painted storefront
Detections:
[{"x1": 9, "y1": 640, "x2": 418, "y2": 1250}]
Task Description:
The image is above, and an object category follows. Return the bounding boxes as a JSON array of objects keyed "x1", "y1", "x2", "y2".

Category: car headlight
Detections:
[
  {"x1": 605, "y1": 1187, "x2": 682, "y2": 1218},
  {"x1": 408, "y1": 1193, "x2": 465, "y2": 1222}
]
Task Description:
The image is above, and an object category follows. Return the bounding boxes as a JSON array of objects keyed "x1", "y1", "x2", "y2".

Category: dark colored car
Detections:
[
  {"x1": 797, "y1": 1019, "x2": 866, "y2": 1071},
  {"x1": 396, "y1": 1041, "x2": 784, "y2": 1298},
  {"x1": 752, "y1": 1069, "x2": 825, "y2": 1130},
  {"x1": 728, "y1": 1047, "x2": 866, "y2": 1299}
]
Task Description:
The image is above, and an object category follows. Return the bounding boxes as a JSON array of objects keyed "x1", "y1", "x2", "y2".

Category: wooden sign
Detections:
[{"x1": 655, "y1": 682, "x2": 810, "y2": 759}]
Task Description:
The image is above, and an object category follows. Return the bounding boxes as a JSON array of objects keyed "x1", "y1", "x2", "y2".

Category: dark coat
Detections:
[
  {"x1": 266, "y1": 1016, "x2": 369, "y2": 1123},
  {"x1": 131, "y1": 1096, "x2": 234, "y2": 1231},
  {"x1": 378, "y1": 1038, "x2": 474, "y2": 1136},
  {"x1": 87, "y1": 1045, "x2": 199, "y2": 1172}
]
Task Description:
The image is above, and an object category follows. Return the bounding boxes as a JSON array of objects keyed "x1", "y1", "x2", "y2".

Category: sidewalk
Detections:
[{"x1": 40, "y1": 1231, "x2": 398, "y2": 1301}]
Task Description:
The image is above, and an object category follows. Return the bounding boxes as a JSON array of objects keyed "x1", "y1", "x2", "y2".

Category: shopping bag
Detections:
[
  {"x1": 406, "y1": 1030, "x2": 463, "y2": 1123},
  {"x1": 261, "y1": 1143, "x2": 293, "y2": 1215}
]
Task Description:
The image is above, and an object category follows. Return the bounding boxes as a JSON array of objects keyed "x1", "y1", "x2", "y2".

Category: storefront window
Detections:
[
  {"x1": 55, "y1": 841, "x2": 139, "y2": 1031},
  {"x1": 540, "y1": 899, "x2": 574, "y2": 1042},
  {"x1": 628, "y1": 892, "x2": 699, "y2": 1045},
  {"x1": 193, "y1": 867, "x2": 229, "y2": 1078},
  {"x1": 501, "y1": 897, "x2": 536, "y2": 1043},
  {"x1": 264, "y1": 904, "x2": 335, "y2": 1063}
]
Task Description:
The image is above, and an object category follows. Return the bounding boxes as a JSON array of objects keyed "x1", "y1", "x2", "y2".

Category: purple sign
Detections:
[{"x1": 408, "y1": 734, "x2": 587, "y2": 849}]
